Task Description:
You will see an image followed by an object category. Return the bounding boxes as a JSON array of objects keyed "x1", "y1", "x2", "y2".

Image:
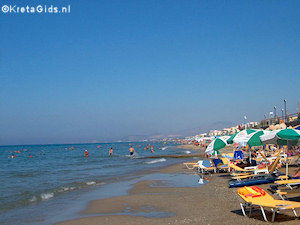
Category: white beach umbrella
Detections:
[
  {"x1": 205, "y1": 136, "x2": 231, "y2": 155},
  {"x1": 260, "y1": 129, "x2": 300, "y2": 145},
  {"x1": 227, "y1": 129, "x2": 257, "y2": 146},
  {"x1": 260, "y1": 129, "x2": 300, "y2": 176}
]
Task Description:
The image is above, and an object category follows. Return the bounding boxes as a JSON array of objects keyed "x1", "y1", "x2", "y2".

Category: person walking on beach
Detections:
[
  {"x1": 109, "y1": 147, "x2": 113, "y2": 156},
  {"x1": 129, "y1": 146, "x2": 135, "y2": 156}
]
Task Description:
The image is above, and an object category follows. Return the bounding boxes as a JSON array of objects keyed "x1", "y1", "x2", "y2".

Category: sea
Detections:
[{"x1": 0, "y1": 141, "x2": 200, "y2": 225}]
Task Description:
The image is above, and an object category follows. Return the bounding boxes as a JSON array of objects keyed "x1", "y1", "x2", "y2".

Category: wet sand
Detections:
[{"x1": 57, "y1": 157, "x2": 300, "y2": 225}]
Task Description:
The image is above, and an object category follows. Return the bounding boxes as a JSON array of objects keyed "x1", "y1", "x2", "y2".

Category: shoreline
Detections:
[{"x1": 57, "y1": 145, "x2": 300, "y2": 225}]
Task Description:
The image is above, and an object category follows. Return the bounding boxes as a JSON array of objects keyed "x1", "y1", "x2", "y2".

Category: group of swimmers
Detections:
[
  {"x1": 83, "y1": 146, "x2": 137, "y2": 157},
  {"x1": 143, "y1": 144, "x2": 154, "y2": 153},
  {"x1": 8, "y1": 149, "x2": 35, "y2": 159}
]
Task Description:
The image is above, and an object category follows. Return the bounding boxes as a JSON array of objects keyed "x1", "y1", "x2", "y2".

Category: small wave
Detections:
[
  {"x1": 29, "y1": 196, "x2": 37, "y2": 202},
  {"x1": 146, "y1": 158, "x2": 166, "y2": 164},
  {"x1": 184, "y1": 151, "x2": 191, "y2": 154},
  {"x1": 86, "y1": 181, "x2": 96, "y2": 185},
  {"x1": 57, "y1": 187, "x2": 71, "y2": 193},
  {"x1": 41, "y1": 192, "x2": 54, "y2": 200}
]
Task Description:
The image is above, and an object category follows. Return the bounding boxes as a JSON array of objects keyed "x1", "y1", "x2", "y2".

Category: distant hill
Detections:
[
  {"x1": 176, "y1": 121, "x2": 235, "y2": 137},
  {"x1": 119, "y1": 133, "x2": 183, "y2": 142}
]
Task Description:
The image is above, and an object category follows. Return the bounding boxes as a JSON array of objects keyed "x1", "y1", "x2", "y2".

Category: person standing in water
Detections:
[
  {"x1": 129, "y1": 146, "x2": 135, "y2": 156},
  {"x1": 150, "y1": 145, "x2": 154, "y2": 153},
  {"x1": 84, "y1": 150, "x2": 89, "y2": 157},
  {"x1": 109, "y1": 147, "x2": 113, "y2": 156}
]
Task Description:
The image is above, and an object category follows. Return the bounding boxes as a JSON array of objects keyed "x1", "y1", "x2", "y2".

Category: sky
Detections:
[{"x1": 0, "y1": 0, "x2": 299, "y2": 145}]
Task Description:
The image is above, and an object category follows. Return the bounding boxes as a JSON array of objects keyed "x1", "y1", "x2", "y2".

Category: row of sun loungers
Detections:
[
  {"x1": 183, "y1": 158, "x2": 230, "y2": 173},
  {"x1": 183, "y1": 149, "x2": 300, "y2": 222}
]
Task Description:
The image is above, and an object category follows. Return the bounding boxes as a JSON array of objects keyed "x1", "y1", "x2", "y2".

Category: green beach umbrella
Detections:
[
  {"x1": 260, "y1": 129, "x2": 300, "y2": 145},
  {"x1": 277, "y1": 129, "x2": 300, "y2": 140},
  {"x1": 227, "y1": 129, "x2": 257, "y2": 145},
  {"x1": 205, "y1": 136, "x2": 230, "y2": 155},
  {"x1": 259, "y1": 128, "x2": 300, "y2": 177},
  {"x1": 247, "y1": 130, "x2": 267, "y2": 147}
]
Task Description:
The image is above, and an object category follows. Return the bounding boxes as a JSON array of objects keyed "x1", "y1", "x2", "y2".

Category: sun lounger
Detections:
[
  {"x1": 198, "y1": 160, "x2": 216, "y2": 174},
  {"x1": 233, "y1": 150, "x2": 244, "y2": 160},
  {"x1": 212, "y1": 158, "x2": 229, "y2": 172},
  {"x1": 238, "y1": 186, "x2": 300, "y2": 222},
  {"x1": 257, "y1": 150, "x2": 272, "y2": 163},
  {"x1": 221, "y1": 153, "x2": 234, "y2": 159},
  {"x1": 229, "y1": 176, "x2": 277, "y2": 188},
  {"x1": 229, "y1": 163, "x2": 268, "y2": 175},
  {"x1": 230, "y1": 153, "x2": 281, "y2": 179},
  {"x1": 276, "y1": 188, "x2": 300, "y2": 200},
  {"x1": 275, "y1": 179, "x2": 300, "y2": 190},
  {"x1": 221, "y1": 157, "x2": 230, "y2": 165},
  {"x1": 183, "y1": 161, "x2": 200, "y2": 170},
  {"x1": 229, "y1": 156, "x2": 281, "y2": 186}
]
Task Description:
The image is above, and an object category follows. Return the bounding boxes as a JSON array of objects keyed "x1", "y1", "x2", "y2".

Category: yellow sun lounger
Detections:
[
  {"x1": 275, "y1": 179, "x2": 300, "y2": 189},
  {"x1": 183, "y1": 161, "x2": 200, "y2": 170},
  {"x1": 238, "y1": 186, "x2": 300, "y2": 222},
  {"x1": 229, "y1": 163, "x2": 268, "y2": 175},
  {"x1": 276, "y1": 189, "x2": 300, "y2": 200},
  {"x1": 230, "y1": 154, "x2": 281, "y2": 181}
]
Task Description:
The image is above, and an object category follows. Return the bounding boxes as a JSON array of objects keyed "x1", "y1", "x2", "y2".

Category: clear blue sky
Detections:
[{"x1": 1, "y1": 0, "x2": 299, "y2": 145}]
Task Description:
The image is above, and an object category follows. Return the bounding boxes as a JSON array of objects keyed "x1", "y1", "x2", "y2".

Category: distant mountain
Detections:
[
  {"x1": 117, "y1": 121, "x2": 235, "y2": 141},
  {"x1": 207, "y1": 121, "x2": 235, "y2": 131},
  {"x1": 119, "y1": 133, "x2": 183, "y2": 142},
  {"x1": 175, "y1": 121, "x2": 235, "y2": 137}
]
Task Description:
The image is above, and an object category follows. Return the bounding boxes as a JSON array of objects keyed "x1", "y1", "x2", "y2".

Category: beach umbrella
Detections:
[
  {"x1": 260, "y1": 129, "x2": 300, "y2": 177},
  {"x1": 259, "y1": 129, "x2": 300, "y2": 145},
  {"x1": 227, "y1": 129, "x2": 257, "y2": 145},
  {"x1": 294, "y1": 124, "x2": 300, "y2": 130},
  {"x1": 277, "y1": 128, "x2": 300, "y2": 140},
  {"x1": 247, "y1": 130, "x2": 268, "y2": 147},
  {"x1": 205, "y1": 136, "x2": 231, "y2": 155}
]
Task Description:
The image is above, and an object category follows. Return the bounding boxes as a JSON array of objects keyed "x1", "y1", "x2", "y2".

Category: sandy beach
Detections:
[{"x1": 57, "y1": 145, "x2": 300, "y2": 225}]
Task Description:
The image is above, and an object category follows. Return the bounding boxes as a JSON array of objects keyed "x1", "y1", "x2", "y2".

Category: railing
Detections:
[{"x1": 260, "y1": 112, "x2": 299, "y2": 128}]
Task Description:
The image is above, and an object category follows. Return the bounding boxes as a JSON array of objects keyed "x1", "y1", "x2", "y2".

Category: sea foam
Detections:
[
  {"x1": 29, "y1": 196, "x2": 37, "y2": 202},
  {"x1": 146, "y1": 158, "x2": 166, "y2": 164},
  {"x1": 41, "y1": 192, "x2": 54, "y2": 200},
  {"x1": 86, "y1": 181, "x2": 96, "y2": 185}
]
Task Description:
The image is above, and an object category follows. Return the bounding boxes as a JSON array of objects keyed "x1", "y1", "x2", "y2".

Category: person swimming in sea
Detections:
[
  {"x1": 109, "y1": 147, "x2": 113, "y2": 156},
  {"x1": 84, "y1": 150, "x2": 89, "y2": 157},
  {"x1": 150, "y1": 145, "x2": 154, "y2": 153},
  {"x1": 129, "y1": 146, "x2": 135, "y2": 156}
]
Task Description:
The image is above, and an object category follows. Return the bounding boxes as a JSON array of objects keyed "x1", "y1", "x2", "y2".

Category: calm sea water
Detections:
[{"x1": 0, "y1": 142, "x2": 193, "y2": 224}]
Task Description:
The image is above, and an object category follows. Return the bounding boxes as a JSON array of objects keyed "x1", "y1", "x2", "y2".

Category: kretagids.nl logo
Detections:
[{"x1": 1, "y1": 4, "x2": 71, "y2": 14}]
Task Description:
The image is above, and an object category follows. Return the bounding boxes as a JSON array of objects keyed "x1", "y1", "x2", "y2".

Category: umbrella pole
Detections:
[
  {"x1": 286, "y1": 142, "x2": 289, "y2": 177},
  {"x1": 249, "y1": 145, "x2": 251, "y2": 164}
]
